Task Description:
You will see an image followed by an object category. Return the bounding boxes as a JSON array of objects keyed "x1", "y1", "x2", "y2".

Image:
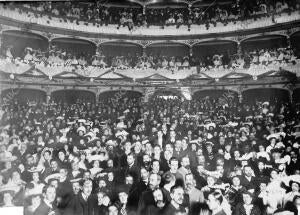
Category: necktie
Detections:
[{"x1": 120, "y1": 206, "x2": 127, "y2": 215}]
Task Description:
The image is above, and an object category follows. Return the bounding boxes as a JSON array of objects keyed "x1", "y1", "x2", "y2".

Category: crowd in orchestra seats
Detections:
[
  {"x1": 2, "y1": 44, "x2": 299, "y2": 71},
  {"x1": 4, "y1": 0, "x2": 299, "y2": 30},
  {"x1": 0, "y1": 90, "x2": 300, "y2": 215}
]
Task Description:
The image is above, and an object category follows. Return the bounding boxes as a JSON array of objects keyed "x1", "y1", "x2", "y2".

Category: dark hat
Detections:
[
  {"x1": 116, "y1": 184, "x2": 130, "y2": 195},
  {"x1": 289, "y1": 180, "x2": 300, "y2": 188}
]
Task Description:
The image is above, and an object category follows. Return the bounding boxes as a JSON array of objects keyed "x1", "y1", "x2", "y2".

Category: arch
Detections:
[
  {"x1": 2, "y1": 30, "x2": 49, "y2": 57},
  {"x1": 51, "y1": 37, "x2": 96, "y2": 46},
  {"x1": 293, "y1": 88, "x2": 300, "y2": 103},
  {"x1": 146, "y1": 42, "x2": 190, "y2": 57},
  {"x1": 192, "y1": 40, "x2": 238, "y2": 58},
  {"x1": 51, "y1": 90, "x2": 96, "y2": 104},
  {"x1": 242, "y1": 88, "x2": 290, "y2": 104},
  {"x1": 99, "y1": 41, "x2": 143, "y2": 56},
  {"x1": 192, "y1": 89, "x2": 238, "y2": 100},
  {"x1": 51, "y1": 37, "x2": 97, "y2": 56},
  {"x1": 240, "y1": 35, "x2": 288, "y2": 52},
  {"x1": 290, "y1": 31, "x2": 300, "y2": 56},
  {"x1": 1, "y1": 88, "x2": 46, "y2": 104},
  {"x1": 146, "y1": 1, "x2": 188, "y2": 8},
  {"x1": 289, "y1": 31, "x2": 300, "y2": 37},
  {"x1": 98, "y1": 90, "x2": 143, "y2": 102}
]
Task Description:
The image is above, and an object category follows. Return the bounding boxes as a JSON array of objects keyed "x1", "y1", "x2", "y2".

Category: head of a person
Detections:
[
  {"x1": 151, "y1": 159, "x2": 160, "y2": 174},
  {"x1": 118, "y1": 190, "x2": 128, "y2": 205},
  {"x1": 181, "y1": 157, "x2": 190, "y2": 169},
  {"x1": 243, "y1": 165, "x2": 252, "y2": 177},
  {"x1": 185, "y1": 173, "x2": 195, "y2": 188},
  {"x1": 82, "y1": 180, "x2": 93, "y2": 196},
  {"x1": 140, "y1": 167, "x2": 149, "y2": 181},
  {"x1": 153, "y1": 188, "x2": 165, "y2": 208},
  {"x1": 42, "y1": 185, "x2": 56, "y2": 204},
  {"x1": 108, "y1": 204, "x2": 118, "y2": 215},
  {"x1": 232, "y1": 176, "x2": 241, "y2": 187},
  {"x1": 125, "y1": 174, "x2": 134, "y2": 185},
  {"x1": 149, "y1": 173, "x2": 161, "y2": 191},
  {"x1": 207, "y1": 191, "x2": 223, "y2": 211},
  {"x1": 170, "y1": 185, "x2": 184, "y2": 206},
  {"x1": 59, "y1": 168, "x2": 68, "y2": 180},
  {"x1": 242, "y1": 191, "x2": 253, "y2": 205},
  {"x1": 169, "y1": 157, "x2": 179, "y2": 173},
  {"x1": 127, "y1": 153, "x2": 135, "y2": 166},
  {"x1": 50, "y1": 159, "x2": 58, "y2": 171},
  {"x1": 72, "y1": 181, "x2": 81, "y2": 195},
  {"x1": 291, "y1": 181, "x2": 300, "y2": 193}
]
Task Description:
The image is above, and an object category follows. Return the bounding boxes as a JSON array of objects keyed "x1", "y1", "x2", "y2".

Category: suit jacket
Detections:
[
  {"x1": 64, "y1": 192, "x2": 97, "y2": 215},
  {"x1": 33, "y1": 200, "x2": 54, "y2": 215},
  {"x1": 234, "y1": 203, "x2": 261, "y2": 215},
  {"x1": 162, "y1": 203, "x2": 186, "y2": 215},
  {"x1": 239, "y1": 175, "x2": 257, "y2": 190}
]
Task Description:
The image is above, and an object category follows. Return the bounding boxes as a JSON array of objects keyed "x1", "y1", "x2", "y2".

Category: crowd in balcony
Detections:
[
  {"x1": 2, "y1": 43, "x2": 299, "y2": 73},
  {"x1": 0, "y1": 90, "x2": 300, "y2": 214},
  {"x1": 4, "y1": 0, "x2": 299, "y2": 31}
]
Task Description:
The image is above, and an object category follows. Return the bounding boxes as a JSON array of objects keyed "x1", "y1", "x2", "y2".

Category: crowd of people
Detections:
[
  {"x1": 4, "y1": 0, "x2": 299, "y2": 31},
  {"x1": 0, "y1": 90, "x2": 300, "y2": 215},
  {"x1": 3, "y1": 44, "x2": 299, "y2": 72}
]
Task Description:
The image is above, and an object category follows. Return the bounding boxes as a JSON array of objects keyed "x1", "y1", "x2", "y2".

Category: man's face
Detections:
[
  {"x1": 171, "y1": 187, "x2": 184, "y2": 205},
  {"x1": 83, "y1": 181, "x2": 93, "y2": 196},
  {"x1": 244, "y1": 167, "x2": 252, "y2": 177},
  {"x1": 243, "y1": 194, "x2": 252, "y2": 205},
  {"x1": 125, "y1": 176, "x2": 133, "y2": 185},
  {"x1": 141, "y1": 168, "x2": 149, "y2": 181},
  {"x1": 170, "y1": 160, "x2": 178, "y2": 172},
  {"x1": 51, "y1": 161, "x2": 58, "y2": 171},
  {"x1": 45, "y1": 187, "x2": 56, "y2": 203},
  {"x1": 127, "y1": 155, "x2": 134, "y2": 166},
  {"x1": 72, "y1": 182, "x2": 81, "y2": 194},
  {"x1": 181, "y1": 157, "x2": 190, "y2": 168},
  {"x1": 149, "y1": 174, "x2": 158, "y2": 190},
  {"x1": 118, "y1": 192, "x2": 128, "y2": 204},
  {"x1": 185, "y1": 174, "x2": 194, "y2": 187},
  {"x1": 153, "y1": 189, "x2": 164, "y2": 206}
]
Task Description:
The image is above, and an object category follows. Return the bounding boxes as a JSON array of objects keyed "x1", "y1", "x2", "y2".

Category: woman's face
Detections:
[
  {"x1": 291, "y1": 182, "x2": 300, "y2": 193},
  {"x1": 232, "y1": 177, "x2": 240, "y2": 187},
  {"x1": 243, "y1": 194, "x2": 252, "y2": 205}
]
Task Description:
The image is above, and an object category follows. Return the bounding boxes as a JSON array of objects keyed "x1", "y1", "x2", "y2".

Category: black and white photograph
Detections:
[{"x1": 0, "y1": 0, "x2": 300, "y2": 214}]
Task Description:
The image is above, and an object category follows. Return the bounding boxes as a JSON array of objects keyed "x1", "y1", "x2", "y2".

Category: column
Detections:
[
  {"x1": 46, "y1": 91, "x2": 51, "y2": 104},
  {"x1": 142, "y1": 46, "x2": 146, "y2": 57},
  {"x1": 286, "y1": 36, "x2": 291, "y2": 48},
  {"x1": 237, "y1": 42, "x2": 242, "y2": 58},
  {"x1": 189, "y1": 46, "x2": 193, "y2": 57}
]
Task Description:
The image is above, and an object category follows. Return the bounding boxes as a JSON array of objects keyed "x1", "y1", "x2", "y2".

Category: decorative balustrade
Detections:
[{"x1": 1, "y1": 58, "x2": 299, "y2": 81}]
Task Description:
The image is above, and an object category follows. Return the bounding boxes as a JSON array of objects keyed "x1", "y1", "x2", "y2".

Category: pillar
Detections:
[
  {"x1": 237, "y1": 42, "x2": 242, "y2": 58},
  {"x1": 189, "y1": 46, "x2": 193, "y2": 57},
  {"x1": 286, "y1": 36, "x2": 291, "y2": 49},
  {"x1": 142, "y1": 46, "x2": 146, "y2": 57}
]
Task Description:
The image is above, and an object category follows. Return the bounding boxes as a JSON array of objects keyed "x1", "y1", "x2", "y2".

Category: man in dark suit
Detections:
[
  {"x1": 163, "y1": 185, "x2": 187, "y2": 215},
  {"x1": 34, "y1": 185, "x2": 57, "y2": 215},
  {"x1": 123, "y1": 153, "x2": 140, "y2": 183},
  {"x1": 65, "y1": 179, "x2": 97, "y2": 215},
  {"x1": 116, "y1": 185, "x2": 136, "y2": 215},
  {"x1": 239, "y1": 165, "x2": 257, "y2": 190},
  {"x1": 137, "y1": 173, "x2": 161, "y2": 215}
]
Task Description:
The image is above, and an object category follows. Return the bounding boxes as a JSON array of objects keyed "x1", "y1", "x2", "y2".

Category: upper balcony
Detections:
[{"x1": 0, "y1": 0, "x2": 300, "y2": 39}]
